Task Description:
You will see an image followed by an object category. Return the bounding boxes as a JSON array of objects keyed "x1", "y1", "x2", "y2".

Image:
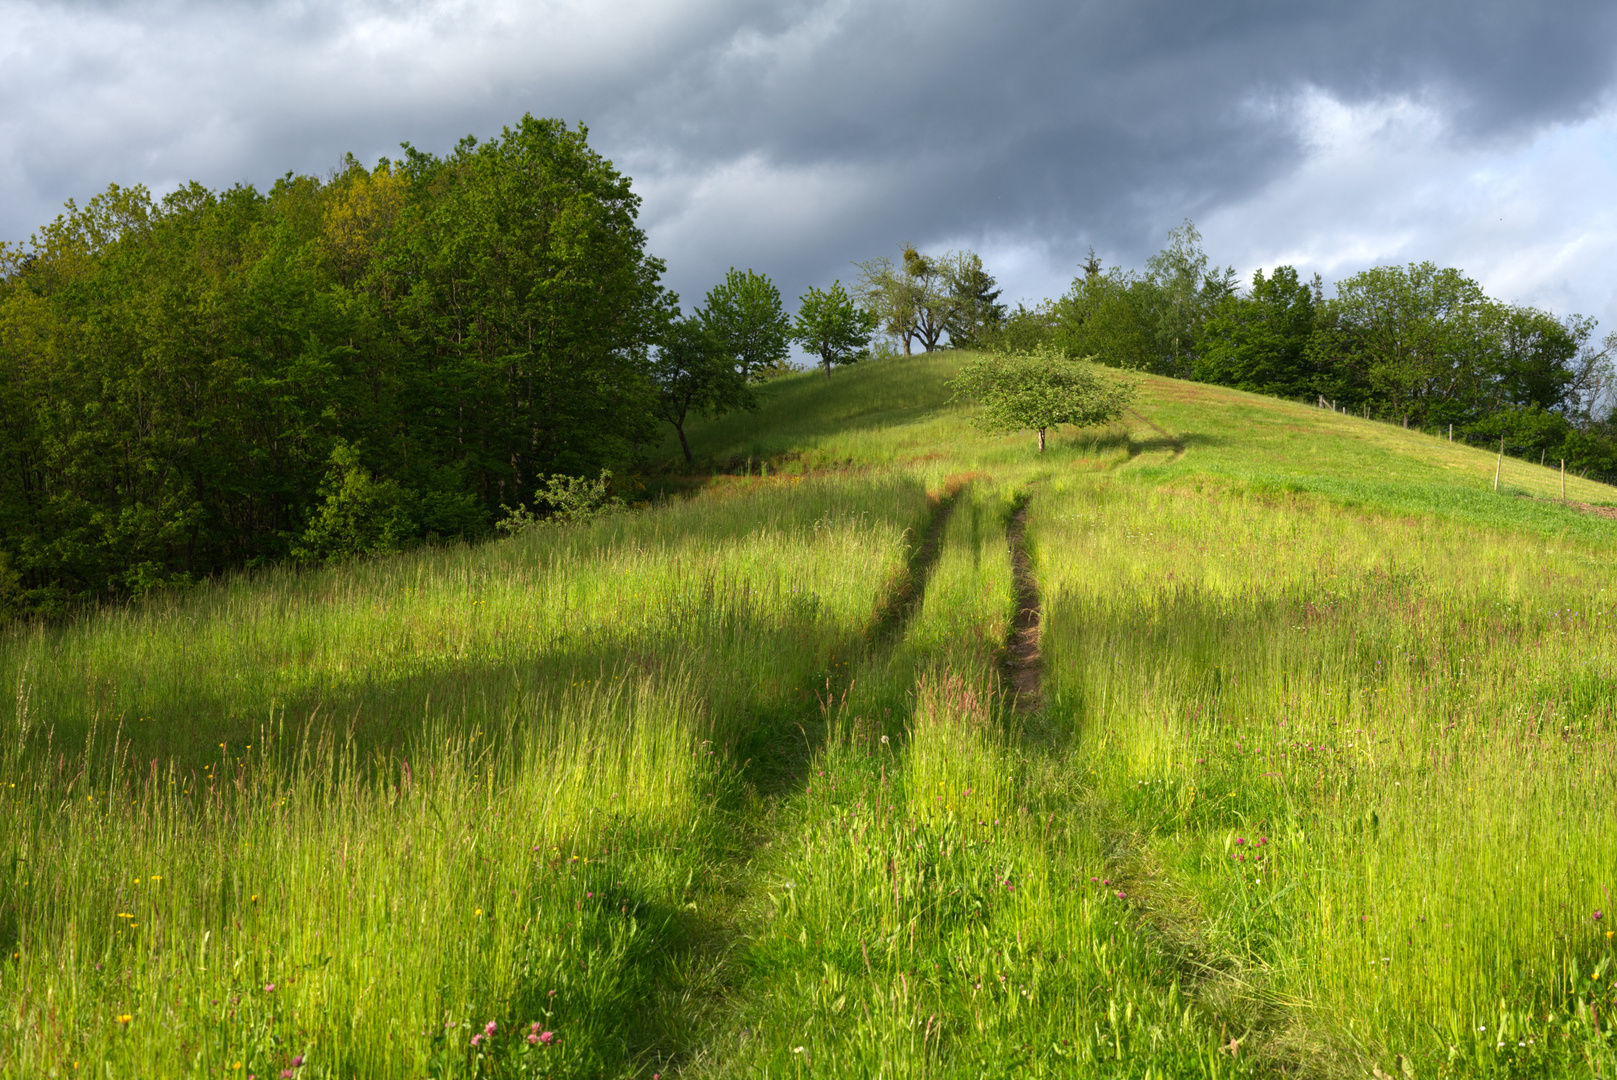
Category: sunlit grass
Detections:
[
  {"x1": 7, "y1": 352, "x2": 1617, "y2": 1077},
  {"x1": 0, "y1": 471, "x2": 932, "y2": 1077},
  {"x1": 1034, "y1": 477, "x2": 1617, "y2": 1074}
]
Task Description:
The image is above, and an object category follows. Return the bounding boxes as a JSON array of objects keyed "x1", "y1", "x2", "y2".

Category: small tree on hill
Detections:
[
  {"x1": 949, "y1": 347, "x2": 1136, "y2": 452},
  {"x1": 651, "y1": 317, "x2": 757, "y2": 462},
  {"x1": 792, "y1": 281, "x2": 876, "y2": 379}
]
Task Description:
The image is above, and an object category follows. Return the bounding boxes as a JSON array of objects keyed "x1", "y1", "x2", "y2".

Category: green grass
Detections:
[{"x1": 5, "y1": 353, "x2": 1617, "y2": 1077}]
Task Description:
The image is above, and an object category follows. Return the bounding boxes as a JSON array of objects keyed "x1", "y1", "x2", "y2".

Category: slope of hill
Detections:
[{"x1": 3, "y1": 354, "x2": 1615, "y2": 1078}]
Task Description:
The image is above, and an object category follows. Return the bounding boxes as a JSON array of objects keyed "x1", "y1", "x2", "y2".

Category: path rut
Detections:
[{"x1": 1004, "y1": 499, "x2": 1042, "y2": 712}]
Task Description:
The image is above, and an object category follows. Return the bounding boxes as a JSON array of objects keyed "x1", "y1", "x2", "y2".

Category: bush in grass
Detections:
[
  {"x1": 949, "y1": 346, "x2": 1136, "y2": 451},
  {"x1": 496, "y1": 469, "x2": 625, "y2": 533}
]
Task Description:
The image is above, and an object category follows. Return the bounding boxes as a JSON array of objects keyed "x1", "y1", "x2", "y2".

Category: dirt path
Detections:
[
  {"x1": 1004, "y1": 499, "x2": 1042, "y2": 712},
  {"x1": 871, "y1": 489, "x2": 960, "y2": 647}
]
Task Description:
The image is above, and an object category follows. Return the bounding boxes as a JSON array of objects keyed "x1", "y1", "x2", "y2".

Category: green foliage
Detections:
[
  {"x1": 949, "y1": 347, "x2": 1136, "y2": 450},
  {"x1": 1033, "y1": 225, "x2": 1617, "y2": 480},
  {"x1": 855, "y1": 246, "x2": 1005, "y2": 354},
  {"x1": 791, "y1": 279, "x2": 876, "y2": 379},
  {"x1": 291, "y1": 441, "x2": 412, "y2": 563},
  {"x1": 1310, "y1": 260, "x2": 1496, "y2": 424},
  {"x1": 698, "y1": 268, "x2": 793, "y2": 381},
  {"x1": 650, "y1": 317, "x2": 757, "y2": 463},
  {"x1": 974, "y1": 300, "x2": 1057, "y2": 354},
  {"x1": 1053, "y1": 222, "x2": 1235, "y2": 377},
  {"x1": 0, "y1": 550, "x2": 21, "y2": 626},
  {"x1": 1195, "y1": 265, "x2": 1320, "y2": 397},
  {"x1": 937, "y1": 250, "x2": 1006, "y2": 348},
  {"x1": 0, "y1": 115, "x2": 672, "y2": 614},
  {"x1": 495, "y1": 469, "x2": 627, "y2": 533}
]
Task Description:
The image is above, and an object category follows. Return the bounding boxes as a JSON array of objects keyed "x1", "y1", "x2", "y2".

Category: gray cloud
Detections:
[{"x1": 4, "y1": 0, "x2": 1616, "y2": 323}]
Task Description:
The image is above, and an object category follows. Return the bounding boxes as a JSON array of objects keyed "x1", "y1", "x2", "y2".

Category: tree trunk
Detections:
[
  {"x1": 823, "y1": 357, "x2": 832, "y2": 380},
  {"x1": 676, "y1": 423, "x2": 693, "y2": 464},
  {"x1": 1037, "y1": 427, "x2": 1046, "y2": 453}
]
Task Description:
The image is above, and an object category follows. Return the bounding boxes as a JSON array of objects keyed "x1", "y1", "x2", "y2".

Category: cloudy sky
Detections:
[{"x1": 5, "y1": 0, "x2": 1617, "y2": 331}]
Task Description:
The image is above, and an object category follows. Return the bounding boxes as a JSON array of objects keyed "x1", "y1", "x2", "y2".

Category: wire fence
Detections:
[{"x1": 1306, "y1": 396, "x2": 1617, "y2": 503}]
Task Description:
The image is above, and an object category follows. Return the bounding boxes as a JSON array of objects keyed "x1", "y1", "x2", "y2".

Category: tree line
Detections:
[
  {"x1": 0, "y1": 116, "x2": 889, "y2": 618},
  {"x1": 5, "y1": 116, "x2": 1611, "y2": 619},
  {"x1": 967, "y1": 223, "x2": 1617, "y2": 473}
]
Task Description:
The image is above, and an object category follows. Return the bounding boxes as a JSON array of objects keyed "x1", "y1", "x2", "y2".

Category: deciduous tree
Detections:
[
  {"x1": 949, "y1": 348, "x2": 1136, "y2": 452},
  {"x1": 698, "y1": 268, "x2": 793, "y2": 381},
  {"x1": 650, "y1": 317, "x2": 756, "y2": 463},
  {"x1": 792, "y1": 281, "x2": 876, "y2": 379}
]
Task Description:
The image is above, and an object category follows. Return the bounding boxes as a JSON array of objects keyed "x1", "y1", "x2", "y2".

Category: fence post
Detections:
[
  {"x1": 1494, "y1": 436, "x2": 1504, "y2": 492},
  {"x1": 1562, "y1": 458, "x2": 1566, "y2": 501},
  {"x1": 1449, "y1": 423, "x2": 1453, "y2": 441}
]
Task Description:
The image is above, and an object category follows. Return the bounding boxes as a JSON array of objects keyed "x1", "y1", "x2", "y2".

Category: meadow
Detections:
[{"x1": 3, "y1": 354, "x2": 1616, "y2": 1077}]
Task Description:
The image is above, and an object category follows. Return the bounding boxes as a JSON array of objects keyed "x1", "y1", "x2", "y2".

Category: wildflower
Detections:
[
  {"x1": 264, "y1": 983, "x2": 275, "y2": 993},
  {"x1": 1116, "y1": 891, "x2": 1126, "y2": 900},
  {"x1": 539, "y1": 1031, "x2": 555, "y2": 1045},
  {"x1": 471, "y1": 1034, "x2": 484, "y2": 1047},
  {"x1": 290, "y1": 1057, "x2": 303, "y2": 1068},
  {"x1": 1235, "y1": 837, "x2": 1245, "y2": 846},
  {"x1": 115, "y1": 1014, "x2": 132, "y2": 1024},
  {"x1": 485, "y1": 1020, "x2": 497, "y2": 1036},
  {"x1": 1596, "y1": 910, "x2": 1605, "y2": 921}
]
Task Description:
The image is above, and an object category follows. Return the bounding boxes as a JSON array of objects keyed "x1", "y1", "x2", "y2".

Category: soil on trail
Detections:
[
  {"x1": 871, "y1": 490, "x2": 960, "y2": 646},
  {"x1": 1004, "y1": 501, "x2": 1042, "y2": 711}
]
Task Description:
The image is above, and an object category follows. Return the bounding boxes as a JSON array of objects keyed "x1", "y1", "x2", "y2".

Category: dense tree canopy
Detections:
[{"x1": 0, "y1": 115, "x2": 673, "y2": 614}]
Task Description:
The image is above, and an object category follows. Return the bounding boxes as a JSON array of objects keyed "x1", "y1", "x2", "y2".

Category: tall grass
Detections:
[
  {"x1": 1033, "y1": 476, "x2": 1617, "y2": 1074},
  {"x1": 696, "y1": 482, "x2": 1247, "y2": 1077},
  {"x1": 0, "y1": 471, "x2": 934, "y2": 1077},
  {"x1": 10, "y1": 351, "x2": 1617, "y2": 1077}
]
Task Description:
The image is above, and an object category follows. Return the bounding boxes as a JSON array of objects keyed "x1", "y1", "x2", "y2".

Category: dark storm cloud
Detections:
[{"x1": 4, "y1": 0, "x2": 1616, "y2": 310}]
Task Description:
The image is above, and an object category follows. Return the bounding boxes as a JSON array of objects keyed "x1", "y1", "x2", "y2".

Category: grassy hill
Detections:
[{"x1": 4, "y1": 354, "x2": 1617, "y2": 1078}]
